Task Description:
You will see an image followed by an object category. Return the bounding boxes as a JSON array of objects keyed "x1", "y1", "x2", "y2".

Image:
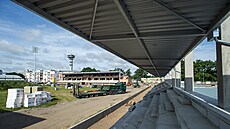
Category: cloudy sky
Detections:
[{"x1": 0, "y1": 1, "x2": 216, "y2": 73}]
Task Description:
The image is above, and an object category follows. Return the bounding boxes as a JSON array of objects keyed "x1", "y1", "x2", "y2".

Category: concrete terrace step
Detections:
[
  {"x1": 164, "y1": 101, "x2": 174, "y2": 111},
  {"x1": 156, "y1": 92, "x2": 181, "y2": 129},
  {"x1": 177, "y1": 96, "x2": 191, "y2": 105},
  {"x1": 112, "y1": 83, "x2": 173, "y2": 129},
  {"x1": 138, "y1": 94, "x2": 159, "y2": 129},
  {"x1": 115, "y1": 100, "x2": 148, "y2": 129},
  {"x1": 167, "y1": 89, "x2": 218, "y2": 129}
]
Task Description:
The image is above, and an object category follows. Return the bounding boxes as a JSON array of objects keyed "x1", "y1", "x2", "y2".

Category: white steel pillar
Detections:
[
  {"x1": 175, "y1": 61, "x2": 181, "y2": 87},
  {"x1": 217, "y1": 17, "x2": 230, "y2": 109},
  {"x1": 184, "y1": 51, "x2": 194, "y2": 92},
  {"x1": 171, "y1": 69, "x2": 176, "y2": 87}
]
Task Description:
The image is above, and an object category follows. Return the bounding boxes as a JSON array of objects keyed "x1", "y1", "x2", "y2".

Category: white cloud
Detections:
[
  {"x1": 0, "y1": 21, "x2": 138, "y2": 73},
  {"x1": 0, "y1": 40, "x2": 27, "y2": 54},
  {"x1": 0, "y1": 58, "x2": 12, "y2": 64},
  {"x1": 20, "y1": 29, "x2": 41, "y2": 41},
  {"x1": 0, "y1": 20, "x2": 15, "y2": 32},
  {"x1": 36, "y1": 24, "x2": 46, "y2": 28}
]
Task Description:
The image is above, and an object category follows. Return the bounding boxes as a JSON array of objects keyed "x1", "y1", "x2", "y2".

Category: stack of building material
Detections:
[
  {"x1": 35, "y1": 91, "x2": 49, "y2": 103},
  {"x1": 6, "y1": 89, "x2": 24, "y2": 108},
  {"x1": 6, "y1": 87, "x2": 53, "y2": 108},
  {"x1": 24, "y1": 93, "x2": 35, "y2": 107},
  {"x1": 24, "y1": 86, "x2": 32, "y2": 94},
  {"x1": 46, "y1": 92, "x2": 52, "y2": 101},
  {"x1": 32, "y1": 86, "x2": 43, "y2": 93},
  {"x1": 33, "y1": 92, "x2": 42, "y2": 106},
  {"x1": 23, "y1": 91, "x2": 52, "y2": 107}
]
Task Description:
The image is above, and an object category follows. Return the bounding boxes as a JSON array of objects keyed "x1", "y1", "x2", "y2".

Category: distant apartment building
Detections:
[
  {"x1": 42, "y1": 70, "x2": 58, "y2": 84},
  {"x1": 58, "y1": 71, "x2": 131, "y2": 86},
  {"x1": 24, "y1": 70, "x2": 58, "y2": 83},
  {"x1": 24, "y1": 70, "x2": 34, "y2": 82}
]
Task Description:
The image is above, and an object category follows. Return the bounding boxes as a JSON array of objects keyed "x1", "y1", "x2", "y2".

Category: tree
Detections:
[
  {"x1": 132, "y1": 68, "x2": 148, "y2": 80},
  {"x1": 81, "y1": 67, "x2": 99, "y2": 72},
  {"x1": 125, "y1": 69, "x2": 131, "y2": 77},
  {"x1": 109, "y1": 68, "x2": 125, "y2": 74},
  {"x1": 194, "y1": 60, "x2": 216, "y2": 82},
  {"x1": 181, "y1": 60, "x2": 217, "y2": 82},
  {"x1": 6, "y1": 72, "x2": 25, "y2": 79}
]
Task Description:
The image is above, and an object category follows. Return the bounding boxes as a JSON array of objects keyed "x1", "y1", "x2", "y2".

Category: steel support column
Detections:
[
  {"x1": 175, "y1": 61, "x2": 181, "y2": 87},
  {"x1": 184, "y1": 51, "x2": 194, "y2": 92},
  {"x1": 217, "y1": 17, "x2": 230, "y2": 109}
]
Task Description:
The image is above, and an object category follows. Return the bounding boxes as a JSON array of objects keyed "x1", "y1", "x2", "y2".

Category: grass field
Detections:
[{"x1": 0, "y1": 86, "x2": 77, "y2": 113}]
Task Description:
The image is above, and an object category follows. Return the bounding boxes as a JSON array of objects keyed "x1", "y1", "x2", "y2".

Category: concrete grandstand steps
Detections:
[
  {"x1": 150, "y1": 95, "x2": 159, "y2": 117},
  {"x1": 166, "y1": 89, "x2": 218, "y2": 129},
  {"x1": 112, "y1": 83, "x2": 172, "y2": 129},
  {"x1": 156, "y1": 92, "x2": 180, "y2": 129},
  {"x1": 138, "y1": 94, "x2": 159, "y2": 129},
  {"x1": 177, "y1": 96, "x2": 191, "y2": 105},
  {"x1": 112, "y1": 100, "x2": 148, "y2": 129},
  {"x1": 164, "y1": 101, "x2": 174, "y2": 111}
]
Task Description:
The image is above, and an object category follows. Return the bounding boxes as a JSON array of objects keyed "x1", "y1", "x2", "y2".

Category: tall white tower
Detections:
[{"x1": 67, "y1": 54, "x2": 75, "y2": 71}]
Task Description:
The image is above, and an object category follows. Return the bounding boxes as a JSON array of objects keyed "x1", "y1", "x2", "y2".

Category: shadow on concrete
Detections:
[{"x1": 0, "y1": 109, "x2": 45, "y2": 129}]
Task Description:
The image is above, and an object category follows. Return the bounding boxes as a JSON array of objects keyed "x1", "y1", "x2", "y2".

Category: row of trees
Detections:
[{"x1": 181, "y1": 60, "x2": 217, "y2": 81}]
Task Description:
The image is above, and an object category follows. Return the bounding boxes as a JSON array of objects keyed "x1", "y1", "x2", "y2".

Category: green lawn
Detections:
[
  {"x1": 0, "y1": 86, "x2": 77, "y2": 114},
  {"x1": 0, "y1": 84, "x2": 101, "y2": 114}
]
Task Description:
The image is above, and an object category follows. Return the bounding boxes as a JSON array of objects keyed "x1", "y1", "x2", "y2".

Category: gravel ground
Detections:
[{"x1": 0, "y1": 86, "x2": 147, "y2": 129}]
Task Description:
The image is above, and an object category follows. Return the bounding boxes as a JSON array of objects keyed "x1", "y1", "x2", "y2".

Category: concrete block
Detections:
[
  {"x1": 177, "y1": 96, "x2": 191, "y2": 105},
  {"x1": 164, "y1": 101, "x2": 174, "y2": 111},
  {"x1": 126, "y1": 100, "x2": 136, "y2": 106},
  {"x1": 128, "y1": 105, "x2": 136, "y2": 112}
]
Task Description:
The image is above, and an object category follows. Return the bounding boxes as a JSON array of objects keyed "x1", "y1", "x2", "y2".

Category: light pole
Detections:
[{"x1": 33, "y1": 46, "x2": 38, "y2": 83}]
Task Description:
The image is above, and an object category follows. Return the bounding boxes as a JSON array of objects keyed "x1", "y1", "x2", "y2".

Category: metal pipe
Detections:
[{"x1": 215, "y1": 37, "x2": 230, "y2": 46}]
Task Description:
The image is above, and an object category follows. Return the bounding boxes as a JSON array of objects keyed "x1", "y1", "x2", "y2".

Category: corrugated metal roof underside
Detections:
[{"x1": 14, "y1": 0, "x2": 230, "y2": 76}]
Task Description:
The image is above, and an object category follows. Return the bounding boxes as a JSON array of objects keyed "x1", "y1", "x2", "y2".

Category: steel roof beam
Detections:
[
  {"x1": 114, "y1": 0, "x2": 160, "y2": 76},
  {"x1": 172, "y1": 3, "x2": 230, "y2": 77},
  {"x1": 35, "y1": 0, "x2": 71, "y2": 8},
  {"x1": 92, "y1": 29, "x2": 205, "y2": 41},
  {"x1": 127, "y1": 58, "x2": 179, "y2": 61},
  {"x1": 152, "y1": 0, "x2": 205, "y2": 32},
  {"x1": 89, "y1": 0, "x2": 98, "y2": 39},
  {"x1": 140, "y1": 65, "x2": 172, "y2": 68},
  {"x1": 145, "y1": 68, "x2": 171, "y2": 70}
]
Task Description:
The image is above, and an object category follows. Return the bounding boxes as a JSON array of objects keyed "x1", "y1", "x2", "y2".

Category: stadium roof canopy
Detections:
[{"x1": 14, "y1": 0, "x2": 230, "y2": 77}]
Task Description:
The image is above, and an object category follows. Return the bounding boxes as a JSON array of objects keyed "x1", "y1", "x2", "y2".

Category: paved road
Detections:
[{"x1": 0, "y1": 87, "x2": 146, "y2": 129}]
